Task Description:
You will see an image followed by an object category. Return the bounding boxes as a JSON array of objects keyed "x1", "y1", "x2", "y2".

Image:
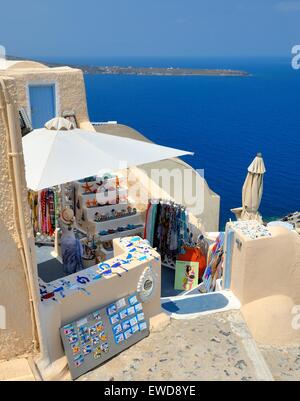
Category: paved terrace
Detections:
[
  {"x1": 1, "y1": 310, "x2": 300, "y2": 381},
  {"x1": 77, "y1": 310, "x2": 298, "y2": 382}
]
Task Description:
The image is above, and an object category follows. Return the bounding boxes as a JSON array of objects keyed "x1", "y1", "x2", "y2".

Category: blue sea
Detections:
[{"x1": 54, "y1": 56, "x2": 300, "y2": 229}]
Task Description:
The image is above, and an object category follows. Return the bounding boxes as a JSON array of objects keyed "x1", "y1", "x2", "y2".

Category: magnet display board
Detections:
[{"x1": 60, "y1": 293, "x2": 149, "y2": 380}]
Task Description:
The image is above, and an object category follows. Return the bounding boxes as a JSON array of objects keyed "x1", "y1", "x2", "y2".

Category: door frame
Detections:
[
  {"x1": 223, "y1": 228, "x2": 235, "y2": 290},
  {"x1": 26, "y1": 81, "x2": 60, "y2": 125}
]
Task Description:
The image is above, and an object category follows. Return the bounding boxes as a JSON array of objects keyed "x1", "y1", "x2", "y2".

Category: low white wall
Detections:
[
  {"x1": 37, "y1": 237, "x2": 164, "y2": 380},
  {"x1": 227, "y1": 223, "x2": 300, "y2": 346}
]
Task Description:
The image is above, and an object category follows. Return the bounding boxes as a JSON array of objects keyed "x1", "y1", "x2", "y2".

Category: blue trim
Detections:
[{"x1": 224, "y1": 229, "x2": 234, "y2": 289}]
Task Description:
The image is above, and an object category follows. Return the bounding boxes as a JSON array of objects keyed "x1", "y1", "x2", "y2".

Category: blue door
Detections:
[{"x1": 29, "y1": 84, "x2": 56, "y2": 128}]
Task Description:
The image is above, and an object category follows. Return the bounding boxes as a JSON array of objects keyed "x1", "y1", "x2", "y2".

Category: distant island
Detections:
[
  {"x1": 7, "y1": 56, "x2": 249, "y2": 77},
  {"x1": 76, "y1": 65, "x2": 249, "y2": 77}
]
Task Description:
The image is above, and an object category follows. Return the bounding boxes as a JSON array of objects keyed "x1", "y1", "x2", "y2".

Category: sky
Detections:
[{"x1": 0, "y1": 0, "x2": 300, "y2": 60}]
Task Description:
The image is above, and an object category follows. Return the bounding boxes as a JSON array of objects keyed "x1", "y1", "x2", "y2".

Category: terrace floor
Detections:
[{"x1": 77, "y1": 310, "x2": 275, "y2": 381}]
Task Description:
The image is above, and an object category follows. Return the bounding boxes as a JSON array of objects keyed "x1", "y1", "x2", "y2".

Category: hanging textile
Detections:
[
  {"x1": 144, "y1": 200, "x2": 188, "y2": 267},
  {"x1": 28, "y1": 191, "x2": 39, "y2": 235},
  {"x1": 202, "y1": 233, "x2": 225, "y2": 292},
  {"x1": 28, "y1": 187, "x2": 61, "y2": 239}
]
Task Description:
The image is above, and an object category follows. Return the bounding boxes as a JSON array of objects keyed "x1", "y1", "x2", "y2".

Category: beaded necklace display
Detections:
[{"x1": 29, "y1": 187, "x2": 61, "y2": 238}]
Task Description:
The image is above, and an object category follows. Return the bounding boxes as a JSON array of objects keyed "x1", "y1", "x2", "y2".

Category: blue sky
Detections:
[{"x1": 1, "y1": 0, "x2": 300, "y2": 59}]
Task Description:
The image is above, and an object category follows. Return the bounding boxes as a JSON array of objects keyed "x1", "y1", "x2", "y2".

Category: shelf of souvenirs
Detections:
[
  {"x1": 76, "y1": 199, "x2": 143, "y2": 232},
  {"x1": 75, "y1": 220, "x2": 145, "y2": 243},
  {"x1": 93, "y1": 210, "x2": 142, "y2": 232},
  {"x1": 80, "y1": 187, "x2": 128, "y2": 208},
  {"x1": 98, "y1": 224, "x2": 144, "y2": 242},
  {"x1": 75, "y1": 175, "x2": 127, "y2": 196},
  {"x1": 74, "y1": 176, "x2": 127, "y2": 197},
  {"x1": 83, "y1": 202, "x2": 135, "y2": 220}
]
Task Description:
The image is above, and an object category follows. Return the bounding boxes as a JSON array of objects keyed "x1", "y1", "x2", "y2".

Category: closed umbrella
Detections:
[
  {"x1": 22, "y1": 118, "x2": 193, "y2": 191},
  {"x1": 241, "y1": 153, "x2": 266, "y2": 221}
]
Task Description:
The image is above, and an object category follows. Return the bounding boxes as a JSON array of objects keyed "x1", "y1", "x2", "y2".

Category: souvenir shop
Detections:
[
  {"x1": 30, "y1": 177, "x2": 225, "y2": 380},
  {"x1": 29, "y1": 175, "x2": 225, "y2": 297}
]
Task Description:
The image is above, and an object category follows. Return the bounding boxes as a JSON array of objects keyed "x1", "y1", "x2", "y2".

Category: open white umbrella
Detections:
[
  {"x1": 241, "y1": 153, "x2": 266, "y2": 221},
  {"x1": 22, "y1": 118, "x2": 193, "y2": 191}
]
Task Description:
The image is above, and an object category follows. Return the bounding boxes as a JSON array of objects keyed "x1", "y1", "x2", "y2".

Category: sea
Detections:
[{"x1": 50, "y1": 56, "x2": 300, "y2": 229}]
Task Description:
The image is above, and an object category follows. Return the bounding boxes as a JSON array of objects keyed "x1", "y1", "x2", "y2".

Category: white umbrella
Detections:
[
  {"x1": 22, "y1": 119, "x2": 193, "y2": 191},
  {"x1": 241, "y1": 153, "x2": 266, "y2": 221}
]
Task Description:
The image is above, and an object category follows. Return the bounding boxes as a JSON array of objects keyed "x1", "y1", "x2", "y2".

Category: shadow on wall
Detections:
[{"x1": 0, "y1": 218, "x2": 35, "y2": 359}]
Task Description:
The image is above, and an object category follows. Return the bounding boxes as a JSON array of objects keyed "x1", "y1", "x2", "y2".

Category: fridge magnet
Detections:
[
  {"x1": 129, "y1": 316, "x2": 138, "y2": 327},
  {"x1": 101, "y1": 342, "x2": 109, "y2": 353},
  {"x1": 127, "y1": 306, "x2": 135, "y2": 316},
  {"x1": 92, "y1": 336, "x2": 100, "y2": 346},
  {"x1": 139, "y1": 322, "x2": 147, "y2": 331},
  {"x1": 131, "y1": 324, "x2": 139, "y2": 334},
  {"x1": 137, "y1": 312, "x2": 145, "y2": 322},
  {"x1": 89, "y1": 326, "x2": 97, "y2": 337},
  {"x1": 113, "y1": 324, "x2": 122, "y2": 336},
  {"x1": 93, "y1": 310, "x2": 102, "y2": 320},
  {"x1": 107, "y1": 304, "x2": 117, "y2": 316},
  {"x1": 82, "y1": 344, "x2": 92, "y2": 356},
  {"x1": 80, "y1": 334, "x2": 91, "y2": 345},
  {"x1": 134, "y1": 303, "x2": 143, "y2": 313},
  {"x1": 63, "y1": 324, "x2": 75, "y2": 336},
  {"x1": 115, "y1": 333, "x2": 125, "y2": 344},
  {"x1": 74, "y1": 354, "x2": 84, "y2": 368},
  {"x1": 110, "y1": 313, "x2": 120, "y2": 325},
  {"x1": 95, "y1": 322, "x2": 104, "y2": 332},
  {"x1": 122, "y1": 320, "x2": 131, "y2": 331},
  {"x1": 67, "y1": 334, "x2": 78, "y2": 344},
  {"x1": 128, "y1": 295, "x2": 138, "y2": 305},
  {"x1": 124, "y1": 329, "x2": 133, "y2": 340},
  {"x1": 116, "y1": 298, "x2": 126, "y2": 309},
  {"x1": 99, "y1": 331, "x2": 107, "y2": 342},
  {"x1": 93, "y1": 347, "x2": 102, "y2": 359},
  {"x1": 71, "y1": 343, "x2": 81, "y2": 356},
  {"x1": 77, "y1": 317, "x2": 88, "y2": 327},
  {"x1": 119, "y1": 309, "x2": 128, "y2": 320},
  {"x1": 78, "y1": 325, "x2": 89, "y2": 336}
]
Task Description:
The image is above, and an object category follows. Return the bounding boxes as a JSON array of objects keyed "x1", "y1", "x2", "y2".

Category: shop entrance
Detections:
[{"x1": 29, "y1": 173, "x2": 225, "y2": 307}]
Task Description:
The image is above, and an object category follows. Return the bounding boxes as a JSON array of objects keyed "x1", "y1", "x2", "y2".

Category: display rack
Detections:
[{"x1": 73, "y1": 176, "x2": 144, "y2": 260}]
